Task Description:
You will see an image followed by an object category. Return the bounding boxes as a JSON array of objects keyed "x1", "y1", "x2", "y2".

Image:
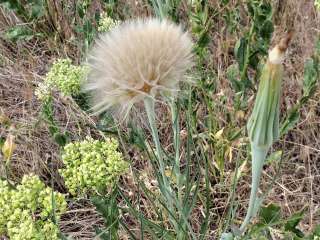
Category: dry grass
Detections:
[{"x1": 0, "y1": 0, "x2": 319, "y2": 239}]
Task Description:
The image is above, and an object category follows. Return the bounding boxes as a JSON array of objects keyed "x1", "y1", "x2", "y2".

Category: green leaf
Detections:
[
  {"x1": 92, "y1": 189, "x2": 120, "y2": 239},
  {"x1": 234, "y1": 37, "x2": 248, "y2": 72},
  {"x1": 259, "y1": 203, "x2": 281, "y2": 225},
  {"x1": 226, "y1": 64, "x2": 242, "y2": 92},
  {"x1": 280, "y1": 106, "x2": 300, "y2": 136},
  {"x1": 94, "y1": 227, "x2": 111, "y2": 240},
  {"x1": 285, "y1": 211, "x2": 304, "y2": 231},
  {"x1": 30, "y1": 0, "x2": 45, "y2": 19},
  {"x1": 77, "y1": 3, "x2": 85, "y2": 19},
  {"x1": 301, "y1": 58, "x2": 318, "y2": 104},
  {"x1": 0, "y1": 0, "x2": 27, "y2": 17},
  {"x1": 285, "y1": 210, "x2": 305, "y2": 238},
  {"x1": 259, "y1": 20, "x2": 274, "y2": 41},
  {"x1": 0, "y1": 137, "x2": 5, "y2": 148},
  {"x1": 311, "y1": 225, "x2": 320, "y2": 237},
  {"x1": 5, "y1": 25, "x2": 34, "y2": 42},
  {"x1": 53, "y1": 133, "x2": 68, "y2": 146},
  {"x1": 128, "y1": 124, "x2": 146, "y2": 150}
]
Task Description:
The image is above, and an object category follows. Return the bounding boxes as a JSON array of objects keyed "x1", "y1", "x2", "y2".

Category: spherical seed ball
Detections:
[{"x1": 85, "y1": 18, "x2": 194, "y2": 116}]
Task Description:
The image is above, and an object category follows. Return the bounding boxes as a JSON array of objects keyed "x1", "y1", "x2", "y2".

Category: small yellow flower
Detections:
[{"x1": 98, "y1": 12, "x2": 119, "y2": 32}]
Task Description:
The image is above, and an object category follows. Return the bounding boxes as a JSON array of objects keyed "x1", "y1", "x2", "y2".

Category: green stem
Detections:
[
  {"x1": 240, "y1": 23, "x2": 255, "y2": 89},
  {"x1": 240, "y1": 145, "x2": 267, "y2": 232},
  {"x1": 171, "y1": 101, "x2": 186, "y2": 240},
  {"x1": 223, "y1": 152, "x2": 242, "y2": 233},
  {"x1": 144, "y1": 97, "x2": 166, "y2": 180},
  {"x1": 143, "y1": 97, "x2": 177, "y2": 229},
  {"x1": 171, "y1": 101, "x2": 182, "y2": 199}
]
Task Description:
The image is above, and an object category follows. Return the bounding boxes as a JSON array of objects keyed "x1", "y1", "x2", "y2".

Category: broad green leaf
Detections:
[
  {"x1": 53, "y1": 133, "x2": 67, "y2": 146},
  {"x1": 259, "y1": 20, "x2": 274, "y2": 41},
  {"x1": 259, "y1": 203, "x2": 281, "y2": 225},
  {"x1": 285, "y1": 210, "x2": 305, "y2": 238}
]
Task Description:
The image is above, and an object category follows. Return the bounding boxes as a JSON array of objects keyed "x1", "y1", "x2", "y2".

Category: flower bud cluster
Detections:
[
  {"x1": 35, "y1": 59, "x2": 87, "y2": 101},
  {"x1": 98, "y1": 13, "x2": 120, "y2": 32},
  {"x1": 315, "y1": 0, "x2": 320, "y2": 10},
  {"x1": 0, "y1": 175, "x2": 67, "y2": 239},
  {"x1": 59, "y1": 137, "x2": 129, "y2": 196}
]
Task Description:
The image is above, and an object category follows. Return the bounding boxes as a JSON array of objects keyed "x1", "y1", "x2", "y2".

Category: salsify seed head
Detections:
[{"x1": 84, "y1": 18, "x2": 194, "y2": 117}]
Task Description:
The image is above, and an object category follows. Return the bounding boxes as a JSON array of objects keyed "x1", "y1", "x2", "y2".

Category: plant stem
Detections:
[
  {"x1": 171, "y1": 101, "x2": 186, "y2": 240},
  {"x1": 223, "y1": 152, "x2": 242, "y2": 233},
  {"x1": 144, "y1": 97, "x2": 166, "y2": 182},
  {"x1": 240, "y1": 146, "x2": 267, "y2": 232},
  {"x1": 143, "y1": 97, "x2": 177, "y2": 229},
  {"x1": 240, "y1": 23, "x2": 255, "y2": 88},
  {"x1": 171, "y1": 101, "x2": 182, "y2": 201}
]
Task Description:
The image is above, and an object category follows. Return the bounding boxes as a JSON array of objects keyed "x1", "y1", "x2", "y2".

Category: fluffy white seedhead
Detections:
[{"x1": 84, "y1": 18, "x2": 193, "y2": 117}]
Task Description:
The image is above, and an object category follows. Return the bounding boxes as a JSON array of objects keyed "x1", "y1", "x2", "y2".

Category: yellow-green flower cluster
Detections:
[
  {"x1": 315, "y1": 0, "x2": 320, "y2": 10},
  {"x1": 59, "y1": 137, "x2": 128, "y2": 196},
  {"x1": 35, "y1": 59, "x2": 87, "y2": 101},
  {"x1": 0, "y1": 175, "x2": 67, "y2": 239},
  {"x1": 35, "y1": 81, "x2": 52, "y2": 103},
  {"x1": 98, "y1": 12, "x2": 120, "y2": 32}
]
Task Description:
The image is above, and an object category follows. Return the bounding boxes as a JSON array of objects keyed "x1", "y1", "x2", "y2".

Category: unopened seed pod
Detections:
[{"x1": 240, "y1": 32, "x2": 293, "y2": 231}]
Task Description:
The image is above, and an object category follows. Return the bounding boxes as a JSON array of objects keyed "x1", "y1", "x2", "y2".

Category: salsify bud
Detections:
[{"x1": 240, "y1": 32, "x2": 293, "y2": 232}]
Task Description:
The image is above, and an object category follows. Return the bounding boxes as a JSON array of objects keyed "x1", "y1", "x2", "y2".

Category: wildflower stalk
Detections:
[
  {"x1": 171, "y1": 101, "x2": 182, "y2": 200},
  {"x1": 143, "y1": 97, "x2": 177, "y2": 228},
  {"x1": 240, "y1": 147, "x2": 267, "y2": 231},
  {"x1": 143, "y1": 97, "x2": 166, "y2": 183},
  {"x1": 170, "y1": 100, "x2": 186, "y2": 240},
  {"x1": 240, "y1": 33, "x2": 293, "y2": 232}
]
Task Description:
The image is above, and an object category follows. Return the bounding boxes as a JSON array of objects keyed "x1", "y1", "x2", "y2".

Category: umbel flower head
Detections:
[
  {"x1": 59, "y1": 137, "x2": 128, "y2": 196},
  {"x1": 98, "y1": 12, "x2": 120, "y2": 32},
  {"x1": 85, "y1": 18, "x2": 193, "y2": 116},
  {"x1": 35, "y1": 58, "x2": 88, "y2": 102},
  {"x1": 0, "y1": 174, "x2": 66, "y2": 239}
]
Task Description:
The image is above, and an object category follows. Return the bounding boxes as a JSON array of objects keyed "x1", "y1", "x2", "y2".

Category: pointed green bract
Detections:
[
  {"x1": 247, "y1": 62, "x2": 283, "y2": 150},
  {"x1": 240, "y1": 40, "x2": 288, "y2": 231}
]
